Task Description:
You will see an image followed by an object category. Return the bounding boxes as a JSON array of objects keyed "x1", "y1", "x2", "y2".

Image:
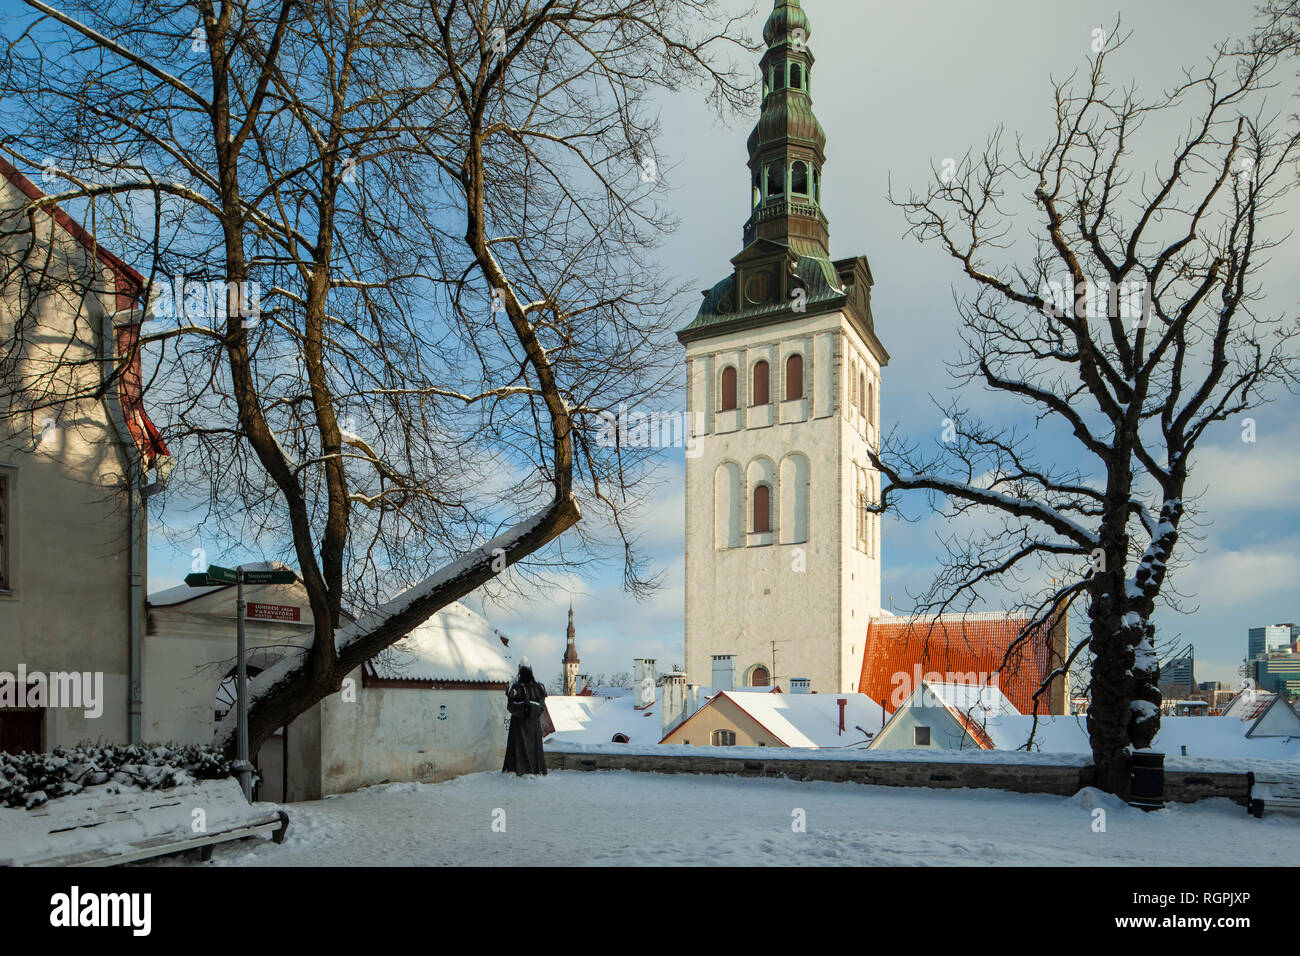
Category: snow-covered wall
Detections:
[{"x1": 317, "y1": 668, "x2": 508, "y2": 794}]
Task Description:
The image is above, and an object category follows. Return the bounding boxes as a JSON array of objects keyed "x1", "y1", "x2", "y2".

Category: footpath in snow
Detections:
[{"x1": 165, "y1": 769, "x2": 1300, "y2": 867}]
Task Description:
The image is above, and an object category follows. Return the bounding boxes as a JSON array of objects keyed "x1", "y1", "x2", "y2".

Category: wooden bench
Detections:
[
  {"x1": 1246, "y1": 772, "x2": 1300, "y2": 818},
  {"x1": 0, "y1": 777, "x2": 289, "y2": 866}
]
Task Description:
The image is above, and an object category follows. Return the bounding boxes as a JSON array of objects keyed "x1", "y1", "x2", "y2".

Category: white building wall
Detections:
[
  {"x1": 684, "y1": 309, "x2": 883, "y2": 694},
  {"x1": 318, "y1": 670, "x2": 508, "y2": 794},
  {"x1": 0, "y1": 172, "x2": 138, "y2": 748}
]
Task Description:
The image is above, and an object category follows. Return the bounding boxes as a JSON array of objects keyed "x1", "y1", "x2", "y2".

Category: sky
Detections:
[{"x1": 128, "y1": 0, "x2": 1300, "y2": 689}]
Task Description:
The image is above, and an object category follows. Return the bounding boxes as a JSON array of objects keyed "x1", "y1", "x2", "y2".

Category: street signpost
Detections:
[{"x1": 184, "y1": 564, "x2": 296, "y2": 802}]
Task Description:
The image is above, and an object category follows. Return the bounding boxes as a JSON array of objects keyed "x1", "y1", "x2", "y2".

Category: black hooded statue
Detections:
[{"x1": 502, "y1": 662, "x2": 547, "y2": 775}]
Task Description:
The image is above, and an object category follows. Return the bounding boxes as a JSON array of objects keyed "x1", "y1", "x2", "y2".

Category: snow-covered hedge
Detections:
[{"x1": 0, "y1": 743, "x2": 240, "y2": 809}]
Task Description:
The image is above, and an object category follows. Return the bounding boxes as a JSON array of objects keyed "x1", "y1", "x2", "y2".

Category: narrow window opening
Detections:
[
  {"x1": 785, "y1": 354, "x2": 803, "y2": 401},
  {"x1": 767, "y1": 161, "x2": 784, "y2": 198},
  {"x1": 791, "y1": 161, "x2": 809, "y2": 196},
  {"x1": 720, "y1": 366, "x2": 738, "y2": 411},
  {"x1": 752, "y1": 360, "x2": 770, "y2": 406},
  {"x1": 753, "y1": 483, "x2": 772, "y2": 534}
]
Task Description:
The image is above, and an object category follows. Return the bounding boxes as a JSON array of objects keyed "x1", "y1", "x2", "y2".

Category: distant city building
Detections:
[
  {"x1": 1252, "y1": 648, "x2": 1300, "y2": 700},
  {"x1": 1248, "y1": 623, "x2": 1294, "y2": 660},
  {"x1": 1198, "y1": 681, "x2": 1234, "y2": 709},
  {"x1": 1160, "y1": 645, "x2": 1196, "y2": 692}
]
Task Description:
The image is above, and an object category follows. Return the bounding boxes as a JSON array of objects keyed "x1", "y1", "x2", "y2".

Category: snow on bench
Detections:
[
  {"x1": 0, "y1": 777, "x2": 288, "y2": 866},
  {"x1": 1246, "y1": 772, "x2": 1300, "y2": 819}
]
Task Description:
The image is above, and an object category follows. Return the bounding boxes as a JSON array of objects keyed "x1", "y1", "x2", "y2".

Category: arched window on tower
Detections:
[
  {"x1": 785, "y1": 353, "x2": 803, "y2": 401},
  {"x1": 720, "y1": 366, "x2": 737, "y2": 411},
  {"x1": 858, "y1": 372, "x2": 866, "y2": 414},
  {"x1": 791, "y1": 161, "x2": 809, "y2": 196},
  {"x1": 752, "y1": 168, "x2": 762, "y2": 209},
  {"x1": 767, "y1": 161, "x2": 784, "y2": 199},
  {"x1": 753, "y1": 483, "x2": 772, "y2": 533},
  {"x1": 752, "y1": 360, "x2": 770, "y2": 406},
  {"x1": 868, "y1": 379, "x2": 876, "y2": 427},
  {"x1": 813, "y1": 168, "x2": 821, "y2": 204},
  {"x1": 789, "y1": 63, "x2": 803, "y2": 90}
]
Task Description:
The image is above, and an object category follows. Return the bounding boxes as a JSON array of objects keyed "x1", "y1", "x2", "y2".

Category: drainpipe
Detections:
[{"x1": 100, "y1": 308, "x2": 172, "y2": 744}]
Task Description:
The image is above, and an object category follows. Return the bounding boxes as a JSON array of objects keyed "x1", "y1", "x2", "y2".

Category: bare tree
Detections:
[
  {"x1": 875, "y1": 25, "x2": 1299, "y2": 793},
  {"x1": 0, "y1": 0, "x2": 754, "y2": 758}
]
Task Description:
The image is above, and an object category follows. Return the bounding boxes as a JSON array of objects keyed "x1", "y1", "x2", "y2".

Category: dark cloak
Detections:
[{"x1": 503, "y1": 667, "x2": 547, "y2": 775}]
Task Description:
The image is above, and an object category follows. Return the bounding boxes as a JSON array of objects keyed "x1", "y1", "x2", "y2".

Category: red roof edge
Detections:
[{"x1": 1, "y1": 155, "x2": 169, "y2": 467}]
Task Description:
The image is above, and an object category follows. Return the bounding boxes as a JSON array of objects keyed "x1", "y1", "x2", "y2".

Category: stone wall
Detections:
[{"x1": 546, "y1": 749, "x2": 1249, "y2": 805}]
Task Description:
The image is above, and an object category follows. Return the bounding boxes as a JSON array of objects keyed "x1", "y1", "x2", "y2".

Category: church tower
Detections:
[
  {"x1": 562, "y1": 603, "x2": 580, "y2": 696},
  {"x1": 679, "y1": 0, "x2": 888, "y2": 694}
]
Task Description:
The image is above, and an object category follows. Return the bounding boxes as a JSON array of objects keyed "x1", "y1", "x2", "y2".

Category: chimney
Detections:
[
  {"x1": 633, "y1": 658, "x2": 657, "y2": 710},
  {"x1": 711, "y1": 654, "x2": 735, "y2": 692},
  {"x1": 662, "y1": 672, "x2": 687, "y2": 735},
  {"x1": 790, "y1": 678, "x2": 811, "y2": 694},
  {"x1": 837, "y1": 698, "x2": 847, "y2": 735},
  {"x1": 687, "y1": 683, "x2": 701, "y2": 715}
]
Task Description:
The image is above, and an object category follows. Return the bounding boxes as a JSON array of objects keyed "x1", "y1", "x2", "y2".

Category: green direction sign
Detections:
[
  {"x1": 241, "y1": 570, "x2": 296, "y2": 585},
  {"x1": 205, "y1": 565, "x2": 240, "y2": 584},
  {"x1": 184, "y1": 565, "x2": 294, "y2": 587}
]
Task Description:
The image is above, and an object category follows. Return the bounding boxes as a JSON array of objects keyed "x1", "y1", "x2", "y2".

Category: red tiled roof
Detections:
[
  {"x1": 948, "y1": 704, "x2": 996, "y2": 750},
  {"x1": 859, "y1": 614, "x2": 1058, "y2": 716},
  {"x1": 0, "y1": 155, "x2": 169, "y2": 467}
]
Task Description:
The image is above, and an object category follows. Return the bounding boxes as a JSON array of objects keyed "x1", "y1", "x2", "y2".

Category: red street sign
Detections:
[{"x1": 246, "y1": 602, "x2": 301, "y2": 622}]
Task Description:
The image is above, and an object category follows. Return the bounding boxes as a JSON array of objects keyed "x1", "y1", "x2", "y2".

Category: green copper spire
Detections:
[
  {"x1": 744, "y1": 0, "x2": 829, "y2": 257},
  {"x1": 762, "y1": 0, "x2": 811, "y2": 48},
  {"x1": 679, "y1": 0, "x2": 885, "y2": 360}
]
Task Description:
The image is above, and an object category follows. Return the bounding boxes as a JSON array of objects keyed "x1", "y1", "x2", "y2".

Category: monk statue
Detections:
[{"x1": 502, "y1": 660, "x2": 547, "y2": 775}]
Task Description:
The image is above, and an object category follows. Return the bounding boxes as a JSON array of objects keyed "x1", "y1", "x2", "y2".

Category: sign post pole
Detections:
[
  {"x1": 182, "y1": 562, "x2": 294, "y2": 804},
  {"x1": 235, "y1": 565, "x2": 253, "y2": 802}
]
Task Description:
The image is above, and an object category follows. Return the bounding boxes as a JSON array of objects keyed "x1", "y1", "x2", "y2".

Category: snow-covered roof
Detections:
[
  {"x1": 924, "y1": 681, "x2": 1020, "y2": 717},
  {"x1": 985, "y1": 714, "x2": 1300, "y2": 763},
  {"x1": 705, "y1": 691, "x2": 885, "y2": 748},
  {"x1": 546, "y1": 685, "x2": 773, "y2": 746},
  {"x1": 1221, "y1": 691, "x2": 1276, "y2": 720},
  {"x1": 364, "y1": 602, "x2": 513, "y2": 684},
  {"x1": 1245, "y1": 696, "x2": 1300, "y2": 739}
]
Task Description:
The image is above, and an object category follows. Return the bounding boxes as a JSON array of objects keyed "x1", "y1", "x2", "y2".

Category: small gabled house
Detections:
[
  {"x1": 868, "y1": 680, "x2": 1019, "y2": 752},
  {"x1": 659, "y1": 689, "x2": 885, "y2": 749},
  {"x1": 858, "y1": 612, "x2": 1069, "y2": 715},
  {"x1": 1243, "y1": 695, "x2": 1300, "y2": 739},
  {"x1": 147, "y1": 574, "x2": 512, "y2": 800}
]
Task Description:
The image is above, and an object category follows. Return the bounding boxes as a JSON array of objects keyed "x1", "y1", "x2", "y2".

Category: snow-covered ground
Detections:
[{"x1": 169, "y1": 770, "x2": 1300, "y2": 867}]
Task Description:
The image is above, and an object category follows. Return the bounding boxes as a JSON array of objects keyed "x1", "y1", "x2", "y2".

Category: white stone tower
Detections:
[{"x1": 680, "y1": 0, "x2": 887, "y2": 694}]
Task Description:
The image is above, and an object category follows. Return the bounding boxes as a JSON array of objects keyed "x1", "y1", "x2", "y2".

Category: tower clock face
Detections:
[{"x1": 744, "y1": 270, "x2": 772, "y2": 305}]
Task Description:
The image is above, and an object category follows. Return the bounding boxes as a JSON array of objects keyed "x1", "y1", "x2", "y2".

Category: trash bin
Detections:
[{"x1": 1130, "y1": 749, "x2": 1165, "y2": 811}]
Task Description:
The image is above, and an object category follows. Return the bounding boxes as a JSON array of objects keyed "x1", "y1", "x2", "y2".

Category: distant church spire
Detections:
[
  {"x1": 562, "y1": 601, "x2": 580, "y2": 695},
  {"x1": 744, "y1": 0, "x2": 829, "y2": 257}
]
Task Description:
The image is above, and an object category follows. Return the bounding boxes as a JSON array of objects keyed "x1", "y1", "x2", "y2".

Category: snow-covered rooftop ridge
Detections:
[
  {"x1": 984, "y1": 714, "x2": 1300, "y2": 765},
  {"x1": 922, "y1": 681, "x2": 1020, "y2": 717},
  {"x1": 878, "y1": 610, "x2": 1035, "y2": 624},
  {"x1": 366, "y1": 601, "x2": 513, "y2": 684},
  {"x1": 716, "y1": 691, "x2": 886, "y2": 748}
]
